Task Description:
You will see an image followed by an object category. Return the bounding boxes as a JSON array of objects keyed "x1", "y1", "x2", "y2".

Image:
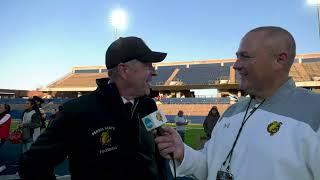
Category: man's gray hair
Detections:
[
  {"x1": 107, "y1": 59, "x2": 139, "y2": 80},
  {"x1": 107, "y1": 67, "x2": 118, "y2": 81}
]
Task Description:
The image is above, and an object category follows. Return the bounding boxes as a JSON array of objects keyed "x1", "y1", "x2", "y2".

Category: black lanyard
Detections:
[{"x1": 221, "y1": 97, "x2": 265, "y2": 172}]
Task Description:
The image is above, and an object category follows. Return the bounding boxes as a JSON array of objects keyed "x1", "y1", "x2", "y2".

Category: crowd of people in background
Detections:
[{"x1": 0, "y1": 96, "x2": 59, "y2": 175}]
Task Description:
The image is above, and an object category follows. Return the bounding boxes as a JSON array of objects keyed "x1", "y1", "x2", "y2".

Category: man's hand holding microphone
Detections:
[{"x1": 154, "y1": 126, "x2": 185, "y2": 162}]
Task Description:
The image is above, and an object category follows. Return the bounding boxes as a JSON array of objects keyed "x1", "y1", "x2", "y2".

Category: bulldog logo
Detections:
[
  {"x1": 267, "y1": 121, "x2": 283, "y2": 136},
  {"x1": 100, "y1": 131, "x2": 111, "y2": 146},
  {"x1": 156, "y1": 112, "x2": 163, "y2": 121}
]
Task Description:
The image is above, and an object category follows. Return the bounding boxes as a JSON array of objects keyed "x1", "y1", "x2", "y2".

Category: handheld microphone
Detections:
[
  {"x1": 141, "y1": 110, "x2": 176, "y2": 179},
  {"x1": 141, "y1": 110, "x2": 168, "y2": 133}
]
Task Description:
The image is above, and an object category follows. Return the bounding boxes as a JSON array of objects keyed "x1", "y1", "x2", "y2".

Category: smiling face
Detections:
[
  {"x1": 233, "y1": 31, "x2": 276, "y2": 96},
  {"x1": 124, "y1": 60, "x2": 156, "y2": 97}
]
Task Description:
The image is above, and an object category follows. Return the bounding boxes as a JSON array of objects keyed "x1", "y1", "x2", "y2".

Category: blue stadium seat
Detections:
[
  {"x1": 160, "y1": 98, "x2": 230, "y2": 104},
  {"x1": 174, "y1": 64, "x2": 230, "y2": 85},
  {"x1": 151, "y1": 65, "x2": 186, "y2": 85},
  {"x1": 302, "y1": 58, "x2": 320, "y2": 63}
]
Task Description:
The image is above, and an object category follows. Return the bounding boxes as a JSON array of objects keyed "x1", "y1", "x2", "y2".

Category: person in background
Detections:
[
  {"x1": 174, "y1": 110, "x2": 188, "y2": 142},
  {"x1": 203, "y1": 106, "x2": 220, "y2": 139},
  {"x1": 48, "y1": 106, "x2": 64, "y2": 127},
  {"x1": 19, "y1": 36, "x2": 169, "y2": 179},
  {"x1": 33, "y1": 96, "x2": 47, "y2": 132},
  {"x1": 0, "y1": 104, "x2": 12, "y2": 173},
  {"x1": 48, "y1": 108, "x2": 57, "y2": 121},
  {"x1": 49, "y1": 105, "x2": 63, "y2": 120},
  {"x1": 0, "y1": 104, "x2": 12, "y2": 146},
  {"x1": 20, "y1": 99, "x2": 42, "y2": 153},
  {"x1": 155, "y1": 26, "x2": 320, "y2": 180}
]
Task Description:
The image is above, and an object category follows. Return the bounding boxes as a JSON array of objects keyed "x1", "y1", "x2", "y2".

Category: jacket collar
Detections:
[
  {"x1": 252, "y1": 77, "x2": 296, "y2": 105},
  {"x1": 95, "y1": 78, "x2": 147, "y2": 105}
]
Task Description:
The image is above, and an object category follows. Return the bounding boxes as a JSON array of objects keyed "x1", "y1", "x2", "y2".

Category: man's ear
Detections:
[
  {"x1": 117, "y1": 63, "x2": 129, "y2": 79},
  {"x1": 274, "y1": 52, "x2": 288, "y2": 70}
]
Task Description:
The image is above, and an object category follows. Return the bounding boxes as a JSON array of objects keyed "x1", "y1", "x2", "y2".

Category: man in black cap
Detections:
[{"x1": 19, "y1": 37, "x2": 168, "y2": 179}]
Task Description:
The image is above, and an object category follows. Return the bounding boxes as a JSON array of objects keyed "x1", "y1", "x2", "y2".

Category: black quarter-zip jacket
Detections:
[{"x1": 19, "y1": 78, "x2": 167, "y2": 180}]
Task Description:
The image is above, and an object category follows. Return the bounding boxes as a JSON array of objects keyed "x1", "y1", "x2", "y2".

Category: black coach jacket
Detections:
[{"x1": 19, "y1": 78, "x2": 168, "y2": 180}]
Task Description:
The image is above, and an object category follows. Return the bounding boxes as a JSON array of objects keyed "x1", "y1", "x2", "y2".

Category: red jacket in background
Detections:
[{"x1": 0, "y1": 114, "x2": 12, "y2": 140}]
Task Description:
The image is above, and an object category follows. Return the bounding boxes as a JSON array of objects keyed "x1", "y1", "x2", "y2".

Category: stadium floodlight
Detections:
[
  {"x1": 307, "y1": 0, "x2": 319, "y2": 5},
  {"x1": 110, "y1": 9, "x2": 128, "y2": 39},
  {"x1": 307, "y1": 0, "x2": 320, "y2": 38}
]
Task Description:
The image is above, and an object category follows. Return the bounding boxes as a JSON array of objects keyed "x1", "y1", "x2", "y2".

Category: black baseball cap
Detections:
[{"x1": 105, "y1": 36, "x2": 167, "y2": 69}]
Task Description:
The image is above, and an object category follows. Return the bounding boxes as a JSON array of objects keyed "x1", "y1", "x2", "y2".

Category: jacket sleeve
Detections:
[
  {"x1": 22, "y1": 113, "x2": 41, "y2": 129},
  {"x1": 170, "y1": 144, "x2": 208, "y2": 180},
  {"x1": 0, "y1": 114, "x2": 11, "y2": 125},
  {"x1": 19, "y1": 110, "x2": 71, "y2": 179},
  {"x1": 305, "y1": 128, "x2": 320, "y2": 179},
  {"x1": 30, "y1": 113, "x2": 41, "y2": 128}
]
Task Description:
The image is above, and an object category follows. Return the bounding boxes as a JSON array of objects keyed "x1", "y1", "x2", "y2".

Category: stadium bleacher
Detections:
[
  {"x1": 0, "y1": 98, "x2": 27, "y2": 104},
  {"x1": 41, "y1": 55, "x2": 320, "y2": 91},
  {"x1": 0, "y1": 98, "x2": 70, "y2": 105},
  {"x1": 47, "y1": 73, "x2": 107, "y2": 88},
  {"x1": 151, "y1": 65, "x2": 186, "y2": 85},
  {"x1": 2, "y1": 54, "x2": 320, "y2": 119},
  {"x1": 74, "y1": 69, "x2": 100, "y2": 73},
  {"x1": 160, "y1": 97, "x2": 230, "y2": 104},
  {"x1": 302, "y1": 58, "x2": 320, "y2": 63},
  {"x1": 302, "y1": 62, "x2": 320, "y2": 78},
  {"x1": 0, "y1": 98, "x2": 71, "y2": 119},
  {"x1": 222, "y1": 62, "x2": 234, "y2": 67},
  {"x1": 174, "y1": 64, "x2": 230, "y2": 85}
]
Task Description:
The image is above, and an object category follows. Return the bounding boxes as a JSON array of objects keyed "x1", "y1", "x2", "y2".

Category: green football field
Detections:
[{"x1": 165, "y1": 123, "x2": 207, "y2": 149}]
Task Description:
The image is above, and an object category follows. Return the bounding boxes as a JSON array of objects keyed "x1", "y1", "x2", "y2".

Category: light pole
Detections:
[
  {"x1": 307, "y1": 0, "x2": 320, "y2": 38},
  {"x1": 318, "y1": 6, "x2": 320, "y2": 37},
  {"x1": 110, "y1": 9, "x2": 127, "y2": 40}
]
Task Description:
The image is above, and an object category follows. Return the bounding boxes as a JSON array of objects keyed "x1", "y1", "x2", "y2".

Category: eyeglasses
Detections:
[{"x1": 236, "y1": 52, "x2": 255, "y2": 61}]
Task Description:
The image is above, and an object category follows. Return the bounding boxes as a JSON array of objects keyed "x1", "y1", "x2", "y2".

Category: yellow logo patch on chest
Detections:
[
  {"x1": 267, "y1": 121, "x2": 283, "y2": 136},
  {"x1": 100, "y1": 131, "x2": 111, "y2": 145}
]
